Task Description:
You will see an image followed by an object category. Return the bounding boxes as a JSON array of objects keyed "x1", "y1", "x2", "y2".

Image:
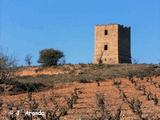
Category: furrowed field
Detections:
[{"x1": 0, "y1": 64, "x2": 160, "y2": 120}]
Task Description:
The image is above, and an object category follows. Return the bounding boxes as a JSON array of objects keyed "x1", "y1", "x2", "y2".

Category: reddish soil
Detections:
[
  {"x1": 1, "y1": 77, "x2": 160, "y2": 119},
  {"x1": 15, "y1": 67, "x2": 64, "y2": 77}
]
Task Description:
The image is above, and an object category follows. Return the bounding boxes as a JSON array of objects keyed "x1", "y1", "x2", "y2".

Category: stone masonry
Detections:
[{"x1": 94, "y1": 24, "x2": 132, "y2": 64}]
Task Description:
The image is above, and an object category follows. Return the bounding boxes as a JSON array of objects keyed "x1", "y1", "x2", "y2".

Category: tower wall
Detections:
[
  {"x1": 94, "y1": 24, "x2": 131, "y2": 64},
  {"x1": 118, "y1": 25, "x2": 131, "y2": 63}
]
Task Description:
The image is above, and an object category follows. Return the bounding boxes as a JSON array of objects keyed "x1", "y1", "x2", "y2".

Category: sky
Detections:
[{"x1": 0, "y1": 0, "x2": 160, "y2": 65}]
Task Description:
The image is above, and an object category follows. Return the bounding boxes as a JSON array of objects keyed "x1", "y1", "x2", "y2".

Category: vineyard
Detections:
[{"x1": 0, "y1": 64, "x2": 160, "y2": 120}]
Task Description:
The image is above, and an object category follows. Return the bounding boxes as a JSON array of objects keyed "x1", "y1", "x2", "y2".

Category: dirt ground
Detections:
[
  {"x1": 1, "y1": 76, "x2": 160, "y2": 120},
  {"x1": 15, "y1": 66, "x2": 65, "y2": 76}
]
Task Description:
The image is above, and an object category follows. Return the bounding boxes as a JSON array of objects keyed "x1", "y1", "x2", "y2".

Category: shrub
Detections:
[
  {"x1": 114, "y1": 106, "x2": 122, "y2": 120},
  {"x1": 64, "y1": 88, "x2": 79, "y2": 110},
  {"x1": 147, "y1": 92, "x2": 154, "y2": 101},
  {"x1": 79, "y1": 77, "x2": 90, "y2": 83},
  {"x1": 119, "y1": 90, "x2": 127, "y2": 101},
  {"x1": 142, "y1": 87, "x2": 147, "y2": 95},
  {"x1": 127, "y1": 72, "x2": 134, "y2": 80},
  {"x1": 0, "y1": 50, "x2": 17, "y2": 94},
  {"x1": 0, "y1": 99, "x2": 3, "y2": 111},
  {"x1": 59, "y1": 107, "x2": 68, "y2": 116},
  {"x1": 129, "y1": 99, "x2": 142, "y2": 116},
  {"x1": 95, "y1": 77, "x2": 104, "y2": 86},
  {"x1": 153, "y1": 95, "x2": 159, "y2": 105},
  {"x1": 95, "y1": 93, "x2": 121, "y2": 120},
  {"x1": 0, "y1": 70, "x2": 12, "y2": 84},
  {"x1": 96, "y1": 93, "x2": 105, "y2": 114},
  {"x1": 113, "y1": 79, "x2": 121, "y2": 87},
  {"x1": 38, "y1": 48, "x2": 65, "y2": 66}
]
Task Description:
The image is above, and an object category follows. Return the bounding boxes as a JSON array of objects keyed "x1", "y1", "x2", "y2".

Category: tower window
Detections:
[
  {"x1": 104, "y1": 30, "x2": 108, "y2": 35},
  {"x1": 104, "y1": 45, "x2": 108, "y2": 50}
]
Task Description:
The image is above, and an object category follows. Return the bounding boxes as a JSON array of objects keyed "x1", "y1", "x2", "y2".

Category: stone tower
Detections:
[{"x1": 94, "y1": 24, "x2": 132, "y2": 64}]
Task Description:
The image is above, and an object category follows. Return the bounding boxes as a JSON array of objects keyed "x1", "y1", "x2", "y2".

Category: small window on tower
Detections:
[
  {"x1": 104, "y1": 30, "x2": 108, "y2": 35},
  {"x1": 104, "y1": 45, "x2": 108, "y2": 50}
]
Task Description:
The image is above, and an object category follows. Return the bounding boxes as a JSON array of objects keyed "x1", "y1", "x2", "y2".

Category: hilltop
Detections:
[{"x1": 0, "y1": 64, "x2": 160, "y2": 119}]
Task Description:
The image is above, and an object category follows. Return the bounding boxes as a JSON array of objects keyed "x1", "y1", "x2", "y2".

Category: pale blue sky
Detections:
[{"x1": 0, "y1": 0, "x2": 160, "y2": 65}]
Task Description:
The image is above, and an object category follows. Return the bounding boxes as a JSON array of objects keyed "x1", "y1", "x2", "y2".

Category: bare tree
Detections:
[
  {"x1": 0, "y1": 49, "x2": 17, "y2": 90},
  {"x1": 97, "y1": 50, "x2": 104, "y2": 64},
  {"x1": 25, "y1": 54, "x2": 32, "y2": 66},
  {"x1": 0, "y1": 50, "x2": 17, "y2": 69},
  {"x1": 132, "y1": 58, "x2": 139, "y2": 64}
]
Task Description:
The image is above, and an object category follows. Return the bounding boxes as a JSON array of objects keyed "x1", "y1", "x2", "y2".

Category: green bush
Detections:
[{"x1": 38, "y1": 48, "x2": 65, "y2": 66}]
